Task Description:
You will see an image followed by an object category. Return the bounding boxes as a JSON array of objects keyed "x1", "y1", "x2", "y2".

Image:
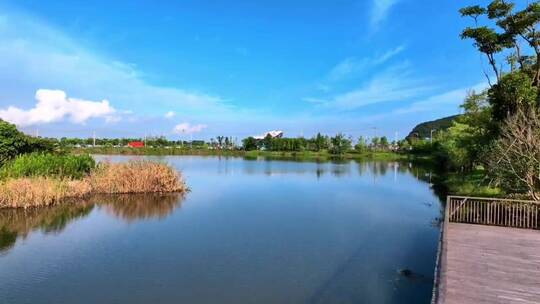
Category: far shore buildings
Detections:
[
  {"x1": 254, "y1": 130, "x2": 284, "y2": 140},
  {"x1": 127, "y1": 141, "x2": 145, "y2": 148}
]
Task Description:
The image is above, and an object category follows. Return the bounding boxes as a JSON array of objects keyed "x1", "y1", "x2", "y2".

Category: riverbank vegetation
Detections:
[
  {"x1": 77, "y1": 145, "x2": 408, "y2": 161},
  {"x1": 407, "y1": 0, "x2": 540, "y2": 199},
  {"x1": 66, "y1": 128, "x2": 413, "y2": 163},
  {"x1": 61, "y1": 129, "x2": 412, "y2": 162},
  {"x1": 0, "y1": 121, "x2": 186, "y2": 209},
  {"x1": 0, "y1": 157, "x2": 186, "y2": 208},
  {"x1": 90, "y1": 161, "x2": 185, "y2": 194},
  {"x1": 0, "y1": 153, "x2": 95, "y2": 180}
]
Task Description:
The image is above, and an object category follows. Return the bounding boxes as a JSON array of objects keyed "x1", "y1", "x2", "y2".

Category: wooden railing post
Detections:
[{"x1": 446, "y1": 196, "x2": 540, "y2": 230}]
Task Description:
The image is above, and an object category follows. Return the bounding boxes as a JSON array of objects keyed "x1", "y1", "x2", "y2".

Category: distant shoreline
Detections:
[{"x1": 74, "y1": 147, "x2": 420, "y2": 162}]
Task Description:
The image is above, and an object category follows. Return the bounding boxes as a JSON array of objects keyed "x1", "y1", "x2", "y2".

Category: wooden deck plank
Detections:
[{"x1": 441, "y1": 223, "x2": 540, "y2": 304}]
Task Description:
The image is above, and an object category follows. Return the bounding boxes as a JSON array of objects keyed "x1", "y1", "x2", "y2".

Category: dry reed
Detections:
[
  {"x1": 89, "y1": 161, "x2": 186, "y2": 194},
  {"x1": 0, "y1": 160, "x2": 186, "y2": 209},
  {"x1": 0, "y1": 178, "x2": 91, "y2": 209}
]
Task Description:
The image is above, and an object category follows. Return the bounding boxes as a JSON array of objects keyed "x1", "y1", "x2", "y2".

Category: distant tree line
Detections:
[
  {"x1": 14, "y1": 131, "x2": 401, "y2": 157},
  {"x1": 242, "y1": 133, "x2": 397, "y2": 155}
]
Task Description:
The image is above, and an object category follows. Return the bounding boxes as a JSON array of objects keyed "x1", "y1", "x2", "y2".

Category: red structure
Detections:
[{"x1": 128, "y1": 141, "x2": 145, "y2": 148}]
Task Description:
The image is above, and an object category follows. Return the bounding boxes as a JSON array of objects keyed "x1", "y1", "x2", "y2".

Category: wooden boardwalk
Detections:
[{"x1": 437, "y1": 223, "x2": 540, "y2": 304}]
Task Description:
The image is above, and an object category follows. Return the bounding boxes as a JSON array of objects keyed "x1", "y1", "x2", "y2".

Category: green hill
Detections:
[{"x1": 406, "y1": 115, "x2": 460, "y2": 140}]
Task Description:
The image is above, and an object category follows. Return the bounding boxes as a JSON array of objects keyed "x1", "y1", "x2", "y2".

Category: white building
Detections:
[{"x1": 254, "y1": 130, "x2": 284, "y2": 140}]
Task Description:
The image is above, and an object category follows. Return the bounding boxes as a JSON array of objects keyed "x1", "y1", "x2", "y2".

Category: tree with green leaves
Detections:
[
  {"x1": 432, "y1": 90, "x2": 495, "y2": 171},
  {"x1": 370, "y1": 137, "x2": 380, "y2": 149},
  {"x1": 0, "y1": 119, "x2": 55, "y2": 167},
  {"x1": 460, "y1": 1, "x2": 540, "y2": 121},
  {"x1": 453, "y1": 1, "x2": 540, "y2": 198},
  {"x1": 460, "y1": 1, "x2": 540, "y2": 84},
  {"x1": 216, "y1": 136, "x2": 224, "y2": 149},
  {"x1": 329, "y1": 133, "x2": 352, "y2": 155},
  {"x1": 242, "y1": 137, "x2": 258, "y2": 151},
  {"x1": 354, "y1": 136, "x2": 368, "y2": 153},
  {"x1": 313, "y1": 133, "x2": 329, "y2": 152},
  {"x1": 380, "y1": 136, "x2": 389, "y2": 148},
  {"x1": 0, "y1": 120, "x2": 30, "y2": 166}
]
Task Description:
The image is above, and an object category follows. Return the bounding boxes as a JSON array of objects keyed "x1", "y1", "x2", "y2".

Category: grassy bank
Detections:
[
  {"x1": 0, "y1": 154, "x2": 186, "y2": 209},
  {"x1": 75, "y1": 146, "x2": 412, "y2": 161},
  {"x1": 435, "y1": 169, "x2": 504, "y2": 198}
]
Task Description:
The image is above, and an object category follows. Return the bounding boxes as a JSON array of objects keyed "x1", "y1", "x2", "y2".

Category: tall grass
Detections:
[
  {"x1": 89, "y1": 160, "x2": 186, "y2": 194},
  {"x1": 0, "y1": 177, "x2": 91, "y2": 208},
  {"x1": 0, "y1": 153, "x2": 95, "y2": 180},
  {"x1": 0, "y1": 159, "x2": 186, "y2": 208}
]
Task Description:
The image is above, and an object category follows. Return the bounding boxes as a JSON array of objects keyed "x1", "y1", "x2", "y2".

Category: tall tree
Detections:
[
  {"x1": 242, "y1": 137, "x2": 258, "y2": 151},
  {"x1": 460, "y1": 1, "x2": 540, "y2": 86},
  {"x1": 330, "y1": 134, "x2": 352, "y2": 155},
  {"x1": 461, "y1": 1, "x2": 540, "y2": 121}
]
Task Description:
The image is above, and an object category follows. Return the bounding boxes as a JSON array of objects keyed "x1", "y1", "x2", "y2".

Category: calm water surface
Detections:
[{"x1": 0, "y1": 156, "x2": 442, "y2": 304}]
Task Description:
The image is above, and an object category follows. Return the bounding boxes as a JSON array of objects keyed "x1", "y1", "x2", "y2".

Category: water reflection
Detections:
[
  {"x1": 239, "y1": 159, "x2": 405, "y2": 178},
  {"x1": 0, "y1": 193, "x2": 184, "y2": 253},
  {"x1": 0, "y1": 202, "x2": 94, "y2": 253},
  {"x1": 92, "y1": 193, "x2": 184, "y2": 222},
  {"x1": 0, "y1": 156, "x2": 442, "y2": 304}
]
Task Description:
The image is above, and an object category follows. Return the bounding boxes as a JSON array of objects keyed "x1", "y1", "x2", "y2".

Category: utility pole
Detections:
[
  {"x1": 430, "y1": 129, "x2": 437, "y2": 143},
  {"x1": 93, "y1": 131, "x2": 96, "y2": 147},
  {"x1": 371, "y1": 127, "x2": 378, "y2": 139}
]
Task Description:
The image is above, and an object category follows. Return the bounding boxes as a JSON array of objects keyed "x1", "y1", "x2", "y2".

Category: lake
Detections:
[{"x1": 0, "y1": 156, "x2": 442, "y2": 304}]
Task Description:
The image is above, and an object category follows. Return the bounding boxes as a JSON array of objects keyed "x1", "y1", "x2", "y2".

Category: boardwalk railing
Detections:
[{"x1": 448, "y1": 195, "x2": 540, "y2": 230}]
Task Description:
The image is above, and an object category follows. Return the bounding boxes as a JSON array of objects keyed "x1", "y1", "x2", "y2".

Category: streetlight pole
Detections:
[{"x1": 430, "y1": 129, "x2": 437, "y2": 143}]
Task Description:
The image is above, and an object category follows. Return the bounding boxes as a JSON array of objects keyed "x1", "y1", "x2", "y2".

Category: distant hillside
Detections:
[{"x1": 406, "y1": 115, "x2": 461, "y2": 140}]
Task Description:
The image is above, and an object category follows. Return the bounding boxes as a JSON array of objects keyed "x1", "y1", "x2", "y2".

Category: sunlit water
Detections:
[{"x1": 0, "y1": 156, "x2": 442, "y2": 304}]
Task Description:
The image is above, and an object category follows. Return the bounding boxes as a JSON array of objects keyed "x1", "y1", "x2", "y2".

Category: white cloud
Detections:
[
  {"x1": 172, "y1": 122, "x2": 207, "y2": 134},
  {"x1": 370, "y1": 0, "x2": 401, "y2": 29},
  {"x1": 165, "y1": 111, "x2": 176, "y2": 118},
  {"x1": 354, "y1": 82, "x2": 489, "y2": 124},
  {"x1": 328, "y1": 45, "x2": 405, "y2": 81},
  {"x1": 0, "y1": 89, "x2": 116, "y2": 127},
  {"x1": 328, "y1": 58, "x2": 362, "y2": 82},
  {"x1": 374, "y1": 45, "x2": 406, "y2": 64},
  {"x1": 0, "y1": 11, "x2": 229, "y2": 120},
  {"x1": 393, "y1": 82, "x2": 489, "y2": 115},
  {"x1": 318, "y1": 63, "x2": 431, "y2": 110}
]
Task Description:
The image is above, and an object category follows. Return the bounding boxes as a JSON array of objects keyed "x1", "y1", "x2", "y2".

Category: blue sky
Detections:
[{"x1": 0, "y1": 0, "x2": 500, "y2": 140}]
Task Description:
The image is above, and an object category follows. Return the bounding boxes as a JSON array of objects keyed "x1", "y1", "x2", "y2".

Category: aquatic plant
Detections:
[{"x1": 0, "y1": 153, "x2": 96, "y2": 180}]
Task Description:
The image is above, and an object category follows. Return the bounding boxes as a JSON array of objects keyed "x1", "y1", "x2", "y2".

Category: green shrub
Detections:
[
  {"x1": 0, "y1": 119, "x2": 30, "y2": 166},
  {"x1": 0, "y1": 153, "x2": 95, "y2": 180},
  {"x1": 0, "y1": 119, "x2": 56, "y2": 167}
]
